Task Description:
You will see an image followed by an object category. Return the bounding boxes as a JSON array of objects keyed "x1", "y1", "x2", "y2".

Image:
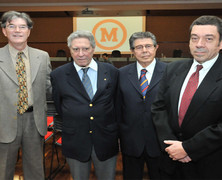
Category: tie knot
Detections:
[
  {"x1": 82, "y1": 67, "x2": 89, "y2": 74},
  {"x1": 196, "y1": 65, "x2": 203, "y2": 72},
  {"x1": 18, "y1": 52, "x2": 23, "y2": 56},
  {"x1": 141, "y1": 69, "x2": 147, "y2": 75}
]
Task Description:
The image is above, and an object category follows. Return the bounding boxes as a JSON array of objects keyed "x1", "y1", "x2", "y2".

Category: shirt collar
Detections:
[
  {"x1": 8, "y1": 44, "x2": 29, "y2": 59},
  {"x1": 74, "y1": 58, "x2": 98, "y2": 72},
  {"x1": 192, "y1": 54, "x2": 219, "y2": 71},
  {"x1": 137, "y1": 58, "x2": 156, "y2": 75}
]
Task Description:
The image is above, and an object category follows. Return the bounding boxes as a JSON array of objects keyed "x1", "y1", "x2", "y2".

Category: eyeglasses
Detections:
[
  {"x1": 72, "y1": 47, "x2": 91, "y2": 53},
  {"x1": 134, "y1": 44, "x2": 155, "y2": 51},
  {"x1": 6, "y1": 24, "x2": 28, "y2": 31}
]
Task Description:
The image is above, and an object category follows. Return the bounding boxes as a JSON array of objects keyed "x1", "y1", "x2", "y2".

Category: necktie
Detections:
[
  {"x1": 82, "y1": 68, "x2": 94, "y2": 100},
  {"x1": 16, "y1": 52, "x2": 28, "y2": 114},
  {"x1": 140, "y1": 69, "x2": 149, "y2": 99},
  {"x1": 178, "y1": 65, "x2": 203, "y2": 126}
]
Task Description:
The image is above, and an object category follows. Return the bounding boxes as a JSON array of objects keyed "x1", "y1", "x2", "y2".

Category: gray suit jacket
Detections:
[{"x1": 0, "y1": 44, "x2": 52, "y2": 143}]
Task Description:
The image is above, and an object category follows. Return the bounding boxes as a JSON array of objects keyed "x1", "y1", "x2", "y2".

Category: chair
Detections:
[
  {"x1": 43, "y1": 116, "x2": 54, "y2": 178},
  {"x1": 48, "y1": 114, "x2": 66, "y2": 180}
]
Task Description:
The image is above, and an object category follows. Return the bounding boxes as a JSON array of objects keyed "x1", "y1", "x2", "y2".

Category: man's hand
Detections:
[
  {"x1": 164, "y1": 140, "x2": 191, "y2": 162},
  {"x1": 178, "y1": 155, "x2": 192, "y2": 163}
]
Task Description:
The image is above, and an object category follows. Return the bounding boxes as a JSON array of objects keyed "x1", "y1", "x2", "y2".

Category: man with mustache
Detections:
[{"x1": 152, "y1": 15, "x2": 222, "y2": 179}]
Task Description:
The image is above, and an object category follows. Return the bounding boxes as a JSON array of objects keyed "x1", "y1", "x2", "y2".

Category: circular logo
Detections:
[{"x1": 92, "y1": 19, "x2": 127, "y2": 50}]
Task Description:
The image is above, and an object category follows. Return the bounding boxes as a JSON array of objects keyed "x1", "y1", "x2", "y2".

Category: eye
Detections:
[
  {"x1": 73, "y1": 48, "x2": 79, "y2": 52},
  {"x1": 191, "y1": 37, "x2": 198, "y2": 42},
  {"x1": 82, "y1": 48, "x2": 89, "y2": 51},
  {"x1": 19, "y1": 25, "x2": 28, "y2": 29},
  {"x1": 205, "y1": 37, "x2": 213, "y2": 42},
  {"x1": 8, "y1": 24, "x2": 15, "y2": 29}
]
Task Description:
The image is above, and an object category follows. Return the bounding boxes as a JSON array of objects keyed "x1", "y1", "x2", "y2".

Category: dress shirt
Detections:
[
  {"x1": 9, "y1": 45, "x2": 33, "y2": 106},
  {"x1": 137, "y1": 58, "x2": 156, "y2": 84},
  {"x1": 73, "y1": 59, "x2": 98, "y2": 95},
  {"x1": 178, "y1": 54, "x2": 219, "y2": 112}
]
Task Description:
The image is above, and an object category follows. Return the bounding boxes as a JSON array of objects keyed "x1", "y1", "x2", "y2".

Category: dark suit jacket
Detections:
[
  {"x1": 152, "y1": 54, "x2": 222, "y2": 178},
  {"x1": 117, "y1": 60, "x2": 166, "y2": 158},
  {"x1": 50, "y1": 61, "x2": 119, "y2": 162}
]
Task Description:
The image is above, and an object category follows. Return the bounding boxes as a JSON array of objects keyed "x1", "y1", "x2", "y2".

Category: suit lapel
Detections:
[
  {"x1": 148, "y1": 60, "x2": 165, "y2": 92},
  {"x1": 0, "y1": 45, "x2": 18, "y2": 85},
  {"x1": 170, "y1": 60, "x2": 193, "y2": 126},
  {"x1": 93, "y1": 62, "x2": 109, "y2": 100},
  {"x1": 182, "y1": 55, "x2": 222, "y2": 127},
  {"x1": 65, "y1": 63, "x2": 89, "y2": 99},
  {"x1": 29, "y1": 47, "x2": 41, "y2": 84},
  {"x1": 128, "y1": 63, "x2": 142, "y2": 95}
]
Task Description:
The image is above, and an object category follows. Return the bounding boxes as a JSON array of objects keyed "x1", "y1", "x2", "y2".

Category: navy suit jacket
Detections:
[
  {"x1": 152, "y1": 54, "x2": 222, "y2": 177},
  {"x1": 117, "y1": 60, "x2": 166, "y2": 157},
  {"x1": 51, "y1": 61, "x2": 119, "y2": 161}
]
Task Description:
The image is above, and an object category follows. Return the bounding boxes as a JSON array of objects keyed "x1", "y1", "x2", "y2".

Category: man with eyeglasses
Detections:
[
  {"x1": 50, "y1": 30, "x2": 119, "y2": 180},
  {"x1": 116, "y1": 31, "x2": 166, "y2": 179},
  {"x1": 0, "y1": 11, "x2": 51, "y2": 179}
]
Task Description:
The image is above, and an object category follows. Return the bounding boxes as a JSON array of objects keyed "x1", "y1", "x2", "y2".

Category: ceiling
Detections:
[{"x1": 0, "y1": 0, "x2": 222, "y2": 17}]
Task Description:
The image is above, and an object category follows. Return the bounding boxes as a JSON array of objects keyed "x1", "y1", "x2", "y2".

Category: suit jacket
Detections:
[
  {"x1": 117, "y1": 60, "x2": 166, "y2": 158},
  {"x1": 152, "y1": 54, "x2": 222, "y2": 177},
  {"x1": 0, "y1": 45, "x2": 52, "y2": 143},
  {"x1": 50, "y1": 61, "x2": 119, "y2": 162}
]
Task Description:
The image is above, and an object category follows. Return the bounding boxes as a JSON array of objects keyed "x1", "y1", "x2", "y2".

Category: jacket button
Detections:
[
  {"x1": 89, "y1": 130, "x2": 92, "y2": 134},
  {"x1": 89, "y1": 104, "x2": 93, "y2": 107},
  {"x1": 90, "y1": 117, "x2": 94, "y2": 120}
]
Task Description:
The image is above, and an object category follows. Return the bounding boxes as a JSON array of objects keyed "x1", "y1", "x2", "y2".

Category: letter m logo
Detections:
[{"x1": 100, "y1": 28, "x2": 118, "y2": 42}]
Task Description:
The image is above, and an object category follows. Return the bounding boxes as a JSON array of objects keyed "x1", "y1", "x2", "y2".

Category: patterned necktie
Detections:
[
  {"x1": 82, "y1": 68, "x2": 94, "y2": 100},
  {"x1": 178, "y1": 65, "x2": 203, "y2": 126},
  {"x1": 16, "y1": 52, "x2": 28, "y2": 114},
  {"x1": 140, "y1": 69, "x2": 149, "y2": 99}
]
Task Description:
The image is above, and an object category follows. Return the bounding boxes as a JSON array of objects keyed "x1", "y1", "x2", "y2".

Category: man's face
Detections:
[
  {"x1": 131, "y1": 38, "x2": 158, "y2": 68},
  {"x1": 2, "y1": 18, "x2": 30, "y2": 49},
  {"x1": 70, "y1": 37, "x2": 95, "y2": 67},
  {"x1": 189, "y1": 25, "x2": 222, "y2": 63}
]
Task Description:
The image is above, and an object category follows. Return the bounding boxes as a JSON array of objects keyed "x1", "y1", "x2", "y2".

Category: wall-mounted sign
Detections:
[{"x1": 73, "y1": 16, "x2": 145, "y2": 54}]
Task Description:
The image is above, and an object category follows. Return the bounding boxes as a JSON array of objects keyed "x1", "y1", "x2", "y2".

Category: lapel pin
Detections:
[{"x1": 104, "y1": 78, "x2": 107, "y2": 81}]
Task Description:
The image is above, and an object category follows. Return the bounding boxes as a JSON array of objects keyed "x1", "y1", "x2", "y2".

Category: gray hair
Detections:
[
  {"x1": 67, "y1": 30, "x2": 96, "y2": 48},
  {"x1": 1, "y1": 11, "x2": 33, "y2": 29},
  {"x1": 190, "y1": 15, "x2": 222, "y2": 42},
  {"x1": 129, "y1": 31, "x2": 157, "y2": 50}
]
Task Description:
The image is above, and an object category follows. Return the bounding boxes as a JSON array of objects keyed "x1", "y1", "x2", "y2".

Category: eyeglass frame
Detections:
[
  {"x1": 133, "y1": 44, "x2": 156, "y2": 51},
  {"x1": 6, "y1": 24, "x2": 29, "y2": 31}
]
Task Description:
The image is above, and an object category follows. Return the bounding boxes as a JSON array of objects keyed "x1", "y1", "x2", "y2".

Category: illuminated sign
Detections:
[{"x1": 74, "y1": 16, "x2": 145, "y2": 54}]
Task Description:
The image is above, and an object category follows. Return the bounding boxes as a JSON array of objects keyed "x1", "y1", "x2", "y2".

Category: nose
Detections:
[
  {"x1": 78, "y1": 49, "x2": 84, "y2": 56},
  {"x1": 196, "y1": 38, "x2": 205, "y2": 47}
]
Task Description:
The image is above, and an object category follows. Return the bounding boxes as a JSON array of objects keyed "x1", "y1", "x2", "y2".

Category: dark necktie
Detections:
[
  {"x1": 178, "y1": 65, "x2": 203, "y2": 126},
  {"x1": 82, "y1": 68, "x2": 94, "y2": 100},
  {"x1": 16, "y1": 52, "x2": 28, "y2": 114},
  {"x1": 140, "y1": 69, "x2": 149, "y2": 99}
]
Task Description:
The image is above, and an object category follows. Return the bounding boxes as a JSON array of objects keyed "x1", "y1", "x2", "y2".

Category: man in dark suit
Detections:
[
  {"x1": 51, "y1": 30, "x2": 119, "y2": 180},
  {"x1": 152, "y1": 15, "x2": 222, "y2": 179},
  {"x1": 0, "y1": 11, "x2": 51, "y2": 179},
  {"x1": 117, "y1": 31, "x2": 166, "y2": 179}
]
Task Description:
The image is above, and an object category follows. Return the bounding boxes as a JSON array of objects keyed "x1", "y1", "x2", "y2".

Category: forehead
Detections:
[
  {"x1": 134, "y1": 38, "x2": 153, "y2": 45},
  {"x1": 71, "y1": 37, "x2": 90, "y2": 46},
  {"x1": 191, "y1": 25, "x2": 219, "y2": 37},
  {"x1": 7, "y1": 17, "x2": 27, "y2": 25}
]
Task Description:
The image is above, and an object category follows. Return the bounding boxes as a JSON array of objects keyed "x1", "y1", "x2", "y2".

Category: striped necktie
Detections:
[
  {"x1": 140, "y1": 69, "x2": 149, "y2": 99},
  {"x1": 16, "y1": 52, "x2": 28, "y2": 114},
  {"x1": 82, "y1": 68, "x2": 94, "y2": 100}
]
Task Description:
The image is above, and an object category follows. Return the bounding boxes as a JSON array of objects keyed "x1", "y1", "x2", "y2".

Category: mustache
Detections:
[{"x1": 194, "y1": 48, "x2": 207, "y2": 53}]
